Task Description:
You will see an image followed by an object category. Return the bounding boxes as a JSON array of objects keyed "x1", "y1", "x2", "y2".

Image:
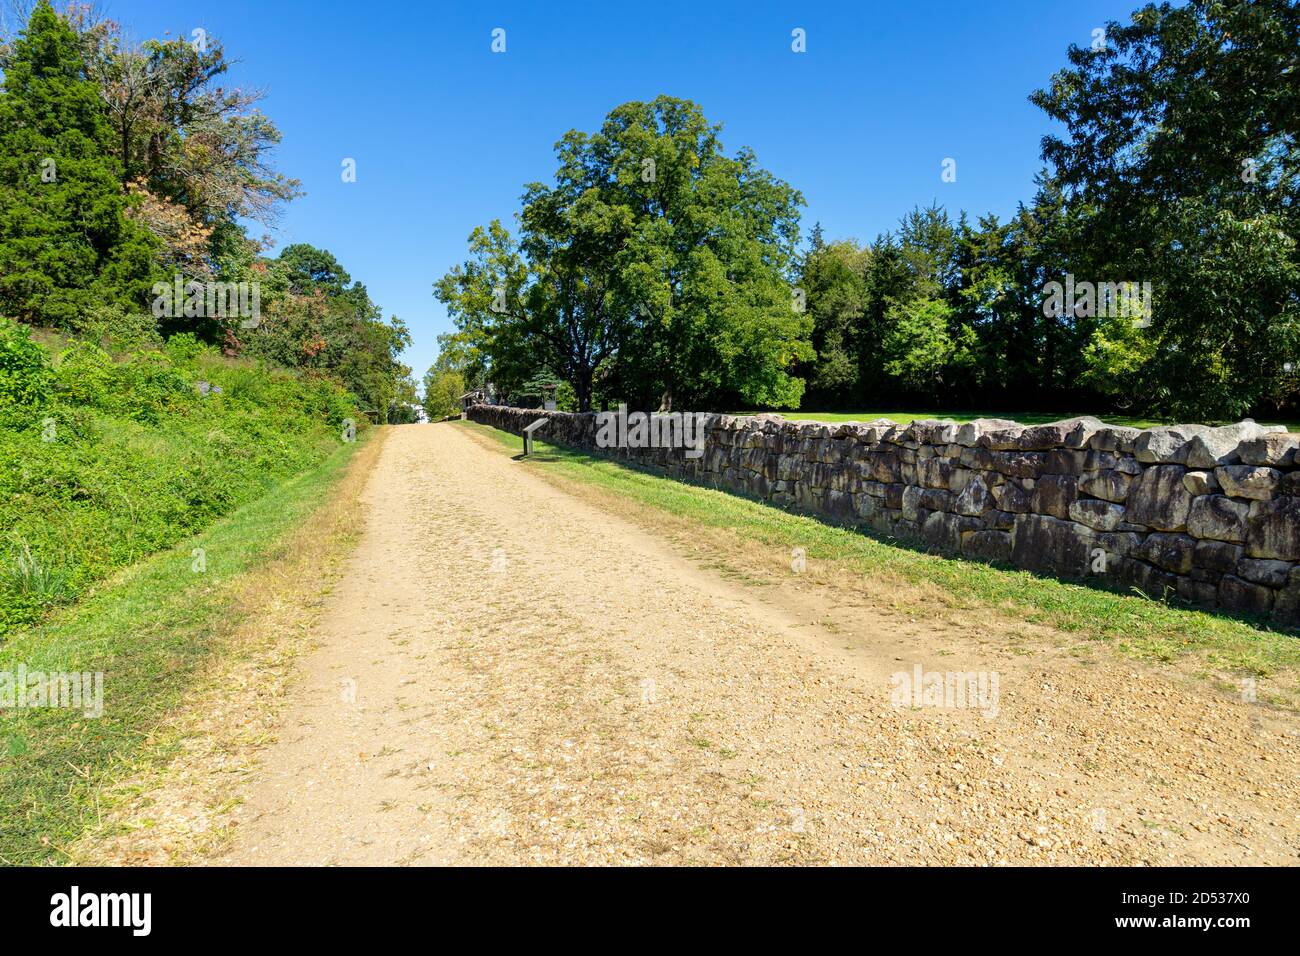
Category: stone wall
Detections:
[{"x1": 467, "y1": 405, "x2": 1300, "y2": 624}]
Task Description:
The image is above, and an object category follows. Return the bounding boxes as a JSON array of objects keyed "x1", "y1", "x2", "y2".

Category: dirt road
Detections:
[{"x1": 217, "y1": 422, "x2": 1298, "y2": 865}]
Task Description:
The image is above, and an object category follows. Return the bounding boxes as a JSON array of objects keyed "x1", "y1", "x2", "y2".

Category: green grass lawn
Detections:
[
  {"x1": 0, "y1": 435, "x2": 364, "y2": 865},
  {"x1": 729, "y1": 409, "x2": 1300, "y2": 431},
  {"x1": 457, "y1": 420, "x2": 1299, "y2": 696}
]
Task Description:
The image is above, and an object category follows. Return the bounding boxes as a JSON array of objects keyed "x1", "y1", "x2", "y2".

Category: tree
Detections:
[
  {"x1": 421, "y1": 368, "x2": 465, "y2": 420},
  {"x1": 882, "y1": 297, "x2": 966, "y2": 391},
  {"x1": 436, "y1": 97, "x2": 812, "y2": 411},
  {"x1": 874, "y1": 206, "x2": 977, "y2": 402},
  {"x1": 1031, "y1": 0, "x2": 1300, "y2": 419},
  {"x1": 433, "y1": 220, "x2": 537, "y2": 400},
  {"x1": 243, "y1": 243, "x2": 414, "y2": 420},
  {"x1": 276, "y1": 244, "x2": 353, "y2": 297},
  {"x1": 795, "y1": 239, "x2": 869, "y2": 405},
  {"x1": 585, "y1": 97, "x2": 811, "y2": 410},
  {"x1": 951, "y1": 179, "x2": 1090, "y2": 407},
  {"x1": 0, "y1": 0, "x2": 156, "y2": 327},
  {"x1": 429, "y1": 329, "x2": 487, "y2": 392},
  {"x1": 4, "y1": 11, "x2": 302, "y2": 323},
  {"x1": 86, "y1": 29, "x2": 300, "y2": 230}
]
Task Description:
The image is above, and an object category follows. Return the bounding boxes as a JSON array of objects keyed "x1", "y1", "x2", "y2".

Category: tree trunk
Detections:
[{"x1": 575, "y1": 370, "x2": 593, "y2": 412}]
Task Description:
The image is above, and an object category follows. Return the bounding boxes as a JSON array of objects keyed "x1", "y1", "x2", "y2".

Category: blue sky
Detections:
[{"x1": 101, "y1": 0, "x2": 1144, "y2": 383}]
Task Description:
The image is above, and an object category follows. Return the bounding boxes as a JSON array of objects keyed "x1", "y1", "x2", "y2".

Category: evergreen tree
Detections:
[
  {"x1": 0, "y1": 1, "x2": 155, "y2": 327},
  {"x1": 796, "y1": 238, "x2": 868, "y2": 406}
]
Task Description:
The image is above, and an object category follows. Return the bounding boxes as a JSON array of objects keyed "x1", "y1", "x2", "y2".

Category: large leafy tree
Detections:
[
  {"x1": 1031, "y1": 0, "x2": 1300, "y2": 419},
  {"x1": 0, "y1": 0, "x2": 156, "y2": 326},
  {"x1": 433, "y1": 220, "x2": 537, "y2": 399},
  {"x1": 588, "y1": 97, "x2": 811, "y2": 410},
  {"x1": 436, "y1": 96, "x2": 812, "y2": 411},
  {"x1": 431, "y1": 327, "x2": 488, "y2": 391},
  {"x1": 421, "y1": 367, "x2": 465, "y2": 421}
]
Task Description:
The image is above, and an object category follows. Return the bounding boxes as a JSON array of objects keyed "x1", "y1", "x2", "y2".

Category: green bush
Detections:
[
  {"x1": 72, "y1": 305, "x2": 163, "y2": 353},
  {"x1": 0, "y1": 318, "x2": 53, "y2": 422}
]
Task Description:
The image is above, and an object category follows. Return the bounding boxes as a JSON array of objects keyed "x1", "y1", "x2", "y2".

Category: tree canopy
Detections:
[
  {"x1": 436, "y1": 96, "x2": 811, "y2": 411},
  {"x1": 0, "y1": 0, "x2": 156, "y2": 326},
  {"x1": 0, "y1": 2, "x2": 414, "y2": 422},
  {"x1": 432, "y1": 2, "x2": 1298, "y2": 423},
  {"x1": 1031, "y1": 0, "x2": 1300, "y2": 419}
]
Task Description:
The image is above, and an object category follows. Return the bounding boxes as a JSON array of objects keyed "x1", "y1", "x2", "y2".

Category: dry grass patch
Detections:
[{"x1": 63, "y1": 429, "x2": 388, "y2": 865}]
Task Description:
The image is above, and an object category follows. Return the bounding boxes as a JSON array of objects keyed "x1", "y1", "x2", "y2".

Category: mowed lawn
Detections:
[{"x1": 730, "y1": 410, "x2": 1300, "y2": 432}]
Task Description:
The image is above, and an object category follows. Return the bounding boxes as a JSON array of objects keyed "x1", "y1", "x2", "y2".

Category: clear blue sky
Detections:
[{"x1": 105, "y1": 0, "x2": 1144, "y2": 384}]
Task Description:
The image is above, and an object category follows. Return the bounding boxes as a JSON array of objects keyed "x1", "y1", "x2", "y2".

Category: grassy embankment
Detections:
[
  {"x1": 1, "y1": 325, "x2": 361, "y2": 634},
  {"x1": 0, "y1": 323, "x2": 372, "y2": 864},
  {"x1": 0, "y1": 435, "x2": 369, "y2": 864}
]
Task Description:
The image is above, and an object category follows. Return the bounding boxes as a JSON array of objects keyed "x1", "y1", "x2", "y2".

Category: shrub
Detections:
[
  {"x1": 72, "y1": 306, "x2": 163, "y2": 353},
  {"x1": 0, "y1": 318, "x2": 53, "y2": 421},
  {"x1": 0, "y1": 332, "x2": 366, "y2": 634}
]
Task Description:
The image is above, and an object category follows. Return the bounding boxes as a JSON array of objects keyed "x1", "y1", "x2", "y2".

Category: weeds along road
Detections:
[{"x1": 215, "y1": 422, "x2": 1298, "y2": 865}]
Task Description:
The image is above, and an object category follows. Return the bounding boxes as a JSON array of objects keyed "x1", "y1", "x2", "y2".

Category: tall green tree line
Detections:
[
  {"x1": 436, "y1": 0, "x2": 1297, "y2": 422},
  {"x1": 800, "y1": 0, "x2": 1298, "y2": 421}
]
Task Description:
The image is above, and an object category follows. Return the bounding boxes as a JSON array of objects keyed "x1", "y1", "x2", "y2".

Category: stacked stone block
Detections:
[{"x1": 466, "y1": 405, "x2": 1300, "y2": 623}]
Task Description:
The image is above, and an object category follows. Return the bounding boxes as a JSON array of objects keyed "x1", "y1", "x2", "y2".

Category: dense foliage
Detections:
[
  {"x1": 0, "y1": 2, "x2": 155, "y2": 327},
  {"x1": 435, "y1": 1, "x2": 1298, "y2": 422},
  {"x1": 0, "y1": 317, "x2": 362, "y2": 633},
  {"x1": 1032, "y1": 0, "x2": 1299, "y2": 420},
  {"x1": 435, "y1": 96, "x2": 811, "y2": 412},
  {"x1": 0, "y1": 2, "x2": 414, "y2": 419},
  {"x1": 799, "y1": 0, "x2": 1299, "y2": 422},
  {"x1": 421, "y1": 368, "x2": 465, "y2": 420},
  {"x1": 243, "y1": 243, "x2": 418, "y2": 421}
]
